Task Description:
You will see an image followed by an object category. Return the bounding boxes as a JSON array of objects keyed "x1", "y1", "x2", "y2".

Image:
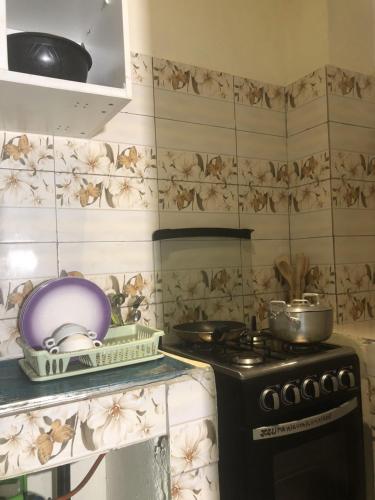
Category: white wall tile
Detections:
[
  {"x1": 334, "y1": 236, "x2": 375, "y2": 264},
  {"x1": 0, "y1": 208, "x2": 56, "y2": 243},
  {"x1": 243, "y1": 239, "x2": 290, "y2": 267},
  {"x1": 156, "y1": 118, "x2": 236, "y2": 155},
  {"x1": 236, "y1": 130, "x2": 287, "y2": 161},
  {"x1": 94, "y1": 113, "x2": 156, "y2": 146},
  {"x1": 0, "y1": 243, "x2": 58, "y2": 279},
  {"x1": 329, "y1": 95, "x2": 375, "y2": 130},
  {"x1": 330, "y1": 122, "x2": 375, "y2": 154},
  {"x1": 122, "y1": 83, "x2": 155, "y2": 117},
  {"x1": 240, "y1": 213, "x2": 289, "y2": 240},
  {"x1": 333, "y1": 209, "x2": 375, "y2": 236},
  {"x1": 159, "y1": 211, "x2": 239, "y2": 230},
  {"x1": 235, "y1": 104, "x2": 285, "y2": 136},
  {"x1": 57, "y1": 209, "x2": 160, "y2": 242},
  {"x1": 290, "y1": 209, "x2": 333, "y2": 239},
  {"x1": 290, "y1": 237, "x2": 334, "y2": 264},
  {"x1": 155, "y1": 89, "x2": 235, "y2": 128},
  {"x1": 288, "y1": 123, "x2": 329, "y2": 160},
  {"x1": 287, "y1": 96, "x2": 327, "y2": 136}
]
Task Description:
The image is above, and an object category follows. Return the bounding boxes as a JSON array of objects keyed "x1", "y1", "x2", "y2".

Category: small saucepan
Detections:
[{"x1": 172, "y1": 320, "x2": 246, "y2": 344}]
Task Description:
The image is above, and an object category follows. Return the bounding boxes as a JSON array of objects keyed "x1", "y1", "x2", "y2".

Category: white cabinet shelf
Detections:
[{"x1": 0, "y1": 0, "x2": 132, "y2": 138}]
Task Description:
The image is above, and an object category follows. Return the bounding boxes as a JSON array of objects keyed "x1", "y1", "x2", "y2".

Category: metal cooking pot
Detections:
[
  {"x1": 172, "y1": 320, "x2": 246, "y2": 343},
  {"x1": 269, "y1": 293, "x2": 333, "y2": 344}
]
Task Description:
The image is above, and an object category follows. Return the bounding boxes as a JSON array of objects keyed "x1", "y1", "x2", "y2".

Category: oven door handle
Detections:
[{"x1": 252, "y1": 397, "x2": 358, "y2": 441}]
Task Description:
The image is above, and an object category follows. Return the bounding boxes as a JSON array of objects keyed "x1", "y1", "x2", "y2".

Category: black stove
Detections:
[{"x1": 163, "y1": 331, "x2": 366, "y2": 500}]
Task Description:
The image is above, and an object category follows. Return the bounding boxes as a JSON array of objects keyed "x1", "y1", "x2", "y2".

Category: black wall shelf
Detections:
[{"x1": 152, "y1": 228, "x2": 253, "y2": 241}]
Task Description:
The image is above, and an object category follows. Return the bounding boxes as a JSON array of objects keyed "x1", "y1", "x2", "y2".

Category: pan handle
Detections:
[{"x1": 212, "y1": 325, "x2": 230, "y2": 343}]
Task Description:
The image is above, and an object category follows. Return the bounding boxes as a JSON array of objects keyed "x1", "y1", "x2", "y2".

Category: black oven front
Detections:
[{"x1": 214, "y1": 353, "x2": 366, "y2": 500}]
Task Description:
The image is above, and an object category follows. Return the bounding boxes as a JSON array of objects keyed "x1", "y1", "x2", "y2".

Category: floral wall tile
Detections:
[
  {"x1": 0, "y1": 385, "x2": 166, "y2": 478},
  {"x1": 0, "y1": 319, "x2": 21, "y2": 359},
  {"x1": 171, "y1": 463, "x2": 220, "y2": 500},
  {"x1": 331, "y1": 151, "x2": 370, "y2": 180},
  {"x1": 157, "y1": 149, "x2": 237, "y2": 184},
  {"x1": 336, "y1": 264, "x2": 372, "y2": 294},
  {"x1": 288, "y1": 151, "x2": 330, "y2": 187},
  {"x1": 237, "y1": 158, "x2": 288, "y2": 187},
  {"x1": 0, "y1": 169, "x2": 55, "y2": 208},
  {"x1": 170, "y1": 418, "x2": 218, "y2": 476},
  {"x1": 131, "y1": 52, "x2": 153, "y2": 86},
  {"x1": 327, "y1": 66, "x2": 375, "y2": 101},
  {"x1": 337, "y1": 292, "x2": 368, "y2": 323},
  {"x1": 239, "y1": 185, "x2": 289, "y2": 214},
  {"x1": 244, "y1": 292, "x2": 286, "y2": 329},
  {"x1": 285, "y1": 67, "x2": 326, "y2": 109},
  {"x1": 242, "y1": 265, "x2": 287, "y2": 295},
  {"x1": 305, "y1": 264, "x2": 336, "y2": 295},
  {"x1": 153, "y1": 58, "x2": 233, "y2": 100},
  {"x1": 289, "y1": 180, "x2": 331, "y2": 212},
  {"x1": 120, "y1": 303, "x2": 159, "y2": 329},
  {"x1": 332, "y1": 178, "x2": 362, "y2": 208},
  {"x1": 234, "y1": 76, "x2": 285, "y2": 111},
  {"x1": 55, "y1": 172, "x2": 158, "y2": 210},
  {"x1": 0, "y1": 132, "x2": 54, "y2": 172}
]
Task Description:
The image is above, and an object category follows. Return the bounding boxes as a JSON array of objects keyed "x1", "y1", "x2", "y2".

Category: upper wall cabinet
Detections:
[{"x1": 0, "y1": 0, "x2": 132, "y2": 137}]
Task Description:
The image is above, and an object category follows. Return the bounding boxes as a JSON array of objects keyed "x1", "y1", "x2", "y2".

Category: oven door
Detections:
[{"x1": 249, "y1": 398, "x2": 365, "y2": 500}]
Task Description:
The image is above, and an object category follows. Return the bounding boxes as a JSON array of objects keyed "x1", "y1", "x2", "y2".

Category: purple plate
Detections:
[{"x1": 19, "y1": 277, "x2": 111, "y2": 349}]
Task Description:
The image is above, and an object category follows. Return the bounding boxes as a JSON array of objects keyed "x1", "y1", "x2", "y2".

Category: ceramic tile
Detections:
[
  {"x1": 159, "y1": 211, "x2": 239, "y2": 230},
  {"x1": 131, "y1": 52, "x2": 153, "y2": 86},
  {"x1": 157, "y1": 149, "x2": 237, "y2": 184},
  {"x1": 234, "y1": 76, "x2": 284, "y2": 111},
  {"x1": 327, "y1": 66, "x2": 375, "y2": 101},
  {"x1": 336, "y1": 263, "x2": 372, "y2": 294},
  {"x1": 287, "y1": 123, "x2": 329, "y2": 160},
  {"x1": 331, "y1": 150, "x2": 375, "y2": 181},
  {"x1": 244, "y1": 265, "x2": 286, "y2": 295},
  {"x1": 290, "y1": 237, "x2": 334, "y2": 265},
  {"x1": 337, "y1": 292, "x2": 368, "y2": 323},
  {"x1": 159, "y1": 179, "x2": 238, "y2": 213},
  {"x1": 0, "y1": 208, "x2": 57, "y2": 243},
  {"x1": 235, "y1": 104, "x2": 285, "y2": 136},
  {"x1": 170, "y1": 417, "x2": 218, "y2": 476},
  {"x1": 290, "y1": 180, "x2": 331, "y2": 212},
  {"x1": 0, "y1": 169, "x2": 55, "y2": 207},
  {"x1": 120, "y1": 302, "x2": 159, "y2": 328},
  {"x1": 1, "y1": 132, "x2": 54, "y2": 172},
  {"x1": 167, "y1": 370, "x2": 217, "y2": 426},
  {"x1": 333, "y1": 208, "x2": 375, "y2": 236},
  {"x1": 334, "y1": 236, "x2": 375, "y2": 264},
  {"x1": 57, "y1": 209, "x2": 159, "y2": 242},
  {"x1": 239, "y1": 185, "x2": 288, "y2": 214},
  {"x1": 289, "y1": 151, "x2": 330, "y2": 187},
  {"x1": 290, "y1": 209, "x2": 333, "y2": 239},
  {"x1": 55, "y1": 172, "x2": 158, "y2": 210},
  {"x1": 240, "y1": 213, "x2": 289, "y2": 240},
  {"x1": 238, "y1": 157, "x2": 288, "y2": 187},
  {"x1": 304, "y1": 264, "x2": 336, "y2": 295},
  {"x1": 58, "y1": 241, "x2": 154, "y2": 275},
  {"x1": 153, "y1": 58, "x2": 233, "y2": 101},
  {"x1": 0, "y1": 319, "x2": 21, "y2": 359},
  {"x1": 287, "y1": 95, "x2": 327, "y2": 136},
  {"x1": 329, "y1": 95, "x2": 375, "y2": 129},
  {"x1": 330, "y1": 122, "x2": 375, "y2": 154},
  {"x1": 171, "y1": 463, "x2": 220, "y2": 500},
  {"x1": 331, "y1": 178, "x2": 362, "y2": 208},
  {"x1": 285, "y1": 68, "x2": 326, "y2": 109},
  {"x1": 243, "y1": 292, "x2": 286, "y2": 330},
  {"x1": 236, "y1": 130, "x2": 287, "y2": 161},
  {"x1": 0, "y1": 243, "x2": 58, "y2": 280},
  {"x1": 94, "y1": 113, "x2": 156, "y2": 147},
  {"x1": 121, "y1": 83, "x2": 155, "y2": 117},
  {"x1": 155, "y1": 89, "x2": 235, "y2": 128},
  {"x1": 156, "y1": 118, "x2": 236, "y2": 156},
  {"x1": 247, "y1": 239, "x2": 290, "y2": 267}
]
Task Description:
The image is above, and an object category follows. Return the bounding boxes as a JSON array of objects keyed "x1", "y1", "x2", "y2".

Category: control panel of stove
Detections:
[{"x1": 260, "y1": 367, "x2": 356, "y2": 411}]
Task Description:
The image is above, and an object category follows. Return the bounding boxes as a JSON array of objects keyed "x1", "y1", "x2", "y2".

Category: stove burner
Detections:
[{"x1": 231, "y1": 352, "x2": 264, "y2": 367}]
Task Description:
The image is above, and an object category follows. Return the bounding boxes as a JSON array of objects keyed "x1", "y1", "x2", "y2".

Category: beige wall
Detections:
[{"x1": 129, "y1": 0, "x2": 375, "y2": 86}]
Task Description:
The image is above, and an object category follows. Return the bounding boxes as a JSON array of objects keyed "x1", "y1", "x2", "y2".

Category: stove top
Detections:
[{"x1": 162, "y1": 331, "x2": 347, "y2": 380}]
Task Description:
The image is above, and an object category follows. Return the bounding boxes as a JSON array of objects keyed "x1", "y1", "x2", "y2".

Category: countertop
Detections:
[{"x1": 0, "y1": 355, "x2": 195, "y2": 417}]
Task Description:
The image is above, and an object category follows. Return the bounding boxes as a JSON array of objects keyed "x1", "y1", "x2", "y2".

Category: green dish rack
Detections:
[{"x1": 17, "y1": 324, "x2": 164, "y2": 382}]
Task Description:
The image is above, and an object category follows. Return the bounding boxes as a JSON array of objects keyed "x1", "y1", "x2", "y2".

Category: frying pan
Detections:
[{"x1": 172, "y1": 320, "x2": 246, "y2": 343}]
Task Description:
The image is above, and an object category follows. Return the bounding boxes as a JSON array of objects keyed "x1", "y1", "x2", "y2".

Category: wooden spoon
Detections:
[{"x1": 274, "y1": 255, "x2": 293, "y2": 292}]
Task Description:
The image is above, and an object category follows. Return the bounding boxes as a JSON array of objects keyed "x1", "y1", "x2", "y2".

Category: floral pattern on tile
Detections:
[
  {"x1": 153, "y1": 58, "x2": 233, "y2": 100},
  {"x1": 0, "y1": 385, "x2": 166, "y2": 477},
  {"x1": 332, "y1": 178, "x2": 375, "y2": 209},
  {"x1": 289, "y1": 180, "x2": 331, "y2": 212},
  {"x1": 56, "y1": 172, "x2": 158, "y2": 210},
  {"x1": 285, "y1": 67, "x2": 326, "y2": 109},
  {"x1": 336, "y1": 264, "x2": 372, "y2": 294},
  {"x1": 120, "y1": 303, "x2": 160, "y2": 329},
  {"x1": 162, "y1": 267, "x2": 242, "y2": 303},
  {"x1": 337, "y1": 292, "x2": 367, "y2": 323},
  {"x1": 157, "y1": 149, "x2": 237, "y2": 184},
  {"x1": 305, "y1": 265, "x2": 336, "y2": 295},
  {"x1": 239, "y1": 185, "x2": 289, "y2": 214},
  {"x1": 289, "y1": 151, "x2": 330, "y2": 187},
  {"x1": 237, "y1": 158, "x2": 288, "y2": 187},
  {"x1": 0, "y1": 169, "x2": 55, "y2": 207},
  {"x1": 159, "y1": 179, "x2": 238, "y2": 212},
  {"x1": 242, "y1": 266, "x2": 286, "y2": 295},
  {"x1": 170, "y1": 418, "x2": 218, "y2": 476},
  {"x1": 171, "y1": 463, "x2": 220, "y2": 500},
  {"x1": 55, "y1": 138, "x2": 156, "y2": 179},
  {"x1": 131, "y1": 52, "x2": 153, "y2": 86},
  {"x1": 244, "y1": 292, "x2": 286, "y2": 329},
  {"x1": 331, "y1": 151, "x2": 375, "y2": 181},
  {"x1": 0, "y1": 133, "x2": 54, "y2": 172},
  {"x1": 234, "y1": 76, "x2": 285, "y2": 111},
  {"x1": 327, "y1": 66, "x2": 375, "y2": 100},
  {"x1": 0, "y1": 319, "x2": 22, "y2": 359}
]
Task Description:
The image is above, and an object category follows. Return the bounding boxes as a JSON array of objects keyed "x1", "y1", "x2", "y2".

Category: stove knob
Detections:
[
  {"x1": 301, "y1": 378, "x2": 320, "y2": 399},
  {"x1": 260, "y1": 388, "x2": 280, "y2": 411},
  {"x1": 338, "y1": 369, "x2": 355, "y2": 389},
  {"x1": 320, "y1": 373, "x2": 339, "y2": 394},
  {"x1": 281, "y1": 383, "x2": 301, "y2": 405}
]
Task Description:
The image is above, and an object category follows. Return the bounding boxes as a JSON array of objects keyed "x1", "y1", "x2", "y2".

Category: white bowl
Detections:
[{"x1": 58, "y1": 333, "x2": 102, "y2": 353}]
